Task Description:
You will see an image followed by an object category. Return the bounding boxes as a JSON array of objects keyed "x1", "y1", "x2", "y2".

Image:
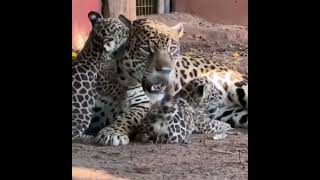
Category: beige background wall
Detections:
[
  {"x1": 175, "y1": 0, "x2": 247, "y2": 25},
  {"x1": 103, "y1": 0, "x2": 136, "y2": 20}
]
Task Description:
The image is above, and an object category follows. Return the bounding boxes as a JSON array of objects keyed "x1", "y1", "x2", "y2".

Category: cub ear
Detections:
[
  {"x1": 88, "y1": 11, "x2": 103, "y2": 25},
  {"x1": 104, "y1": 40, "x2": 116, "y2": 52},
  {"x1": 118, "y1": 14, "x2": 132, "y2": 29},
  {"x1": 171, "y1": 23, "x2": 184, "y2": 38},
  {"x1": 196, "y1": 85, "x2": 205, "y2": 98}
]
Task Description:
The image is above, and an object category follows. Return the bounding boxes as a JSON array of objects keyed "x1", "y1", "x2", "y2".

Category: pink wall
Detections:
[
  {"x1": 175, "y1": 0, "x2": 248, "y2": 25},
  {"x1": 72, "y1": 0, "x2": 101, "y2": 50}
]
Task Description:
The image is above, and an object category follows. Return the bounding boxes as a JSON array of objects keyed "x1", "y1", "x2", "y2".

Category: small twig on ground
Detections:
[
  {"x1": 155, "y1": 135, "x2": 163, "y2": 151},
  {"x1": 202, "y1": 133, "x2": 207, "y2": 145},
  {"x1": 155, "y1": 135, "x2": 159, "y2": 144},
  {"x1": 186, "y1": 146, "x2": 193, "y2": 173},
  {"x1": 169, "y1": 162, "x2": 177, "y2": 178},
  {"x1": 210, "y1": 148, "x2": 233, "y2": 155},
  {"x1": 130, "y1": 143, "x2": 136, "y2": 161}
]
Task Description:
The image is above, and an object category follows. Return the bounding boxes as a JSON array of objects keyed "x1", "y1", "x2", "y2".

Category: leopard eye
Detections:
[
  {"x1": 170, "y1": 46, "x2": 176, "y2": 53},
  {"x1": 105, "y1": 37, "x2": 114, "y2": 42},
  {"x1": 139, "y1": 45, "x2": 150, "y2": 55},
  {"x1": 100, "y1": 29, "x2": 107, "y2": 35},
  {"x1": 170, "y1": 46, "x2": 180, "y2": 59},
  {"x1": 169, "y1": 40, "x2": 179, "y2": 54}
]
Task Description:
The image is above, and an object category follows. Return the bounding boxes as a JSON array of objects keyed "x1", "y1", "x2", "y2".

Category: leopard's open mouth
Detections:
[
  {"x1": 142, "y1": 79, "x2": 168, "y2": 101},
  {"x1": 145, "y1": 82, "x2": 167, "y2": 94},
  {"x1": 141, "y1": 76, "x2": 174, "y2": 101}
]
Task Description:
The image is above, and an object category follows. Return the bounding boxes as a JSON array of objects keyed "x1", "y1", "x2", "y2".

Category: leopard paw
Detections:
[
  {"x1": 72, "y1": 128, "x2": 83, "y2": 141},
  {"x1": 213, "y1": 133, "x2": 229, "y2": 140},
  {"x1": 96, "y1": 127, "x2": 129, "y2": 146},
  {"x1": 72, "y1": 128, "x2": 95, "y2": 144}
]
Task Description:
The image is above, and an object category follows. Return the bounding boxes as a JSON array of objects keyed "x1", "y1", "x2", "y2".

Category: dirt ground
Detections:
[{"x1": 72, "y1": 12, "x2": 248, "y2": 180}]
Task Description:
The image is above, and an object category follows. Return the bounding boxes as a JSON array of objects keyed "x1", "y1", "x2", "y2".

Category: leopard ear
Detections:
[
  {"x1": 196, "y1": 85, "x2": 205, "y2": 97},
  {"x1": 88, "y1": 11, "x2": 103, "y2": 25},
  {"x1": 171, "y1": 23, "x2": 184, "y2": 38},
  {"x1": 118, "y1": 14, "x2": 132, "y2": 29}
]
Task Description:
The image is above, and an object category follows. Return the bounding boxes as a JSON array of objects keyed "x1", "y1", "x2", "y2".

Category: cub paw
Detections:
[
  {"x1": 213, "y1": 133, "x2": 229, "y2": 140},
  {"x1": 72, "y1": 128, "x2": 83, "y2": 141},
  {"x1": 96, "y1": 127, "x2": 129, "y2": 146},
  {"x1": 72, "y1": 128, "x2": 95, "y2": 144}
]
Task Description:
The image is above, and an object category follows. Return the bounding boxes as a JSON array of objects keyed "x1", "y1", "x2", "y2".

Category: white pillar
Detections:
[{"x1": 157, "y1": 0, "x2": 165, "y2": 14}]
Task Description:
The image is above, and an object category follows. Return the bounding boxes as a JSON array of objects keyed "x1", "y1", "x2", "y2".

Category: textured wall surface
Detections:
[{"x1": 175, "y1": 0, "x2": 248, "y2": 25}]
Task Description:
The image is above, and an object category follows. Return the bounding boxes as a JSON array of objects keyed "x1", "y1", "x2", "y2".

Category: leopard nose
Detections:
[{"x1": 155, "y1": 66, "x2": 172, "y2": 74}]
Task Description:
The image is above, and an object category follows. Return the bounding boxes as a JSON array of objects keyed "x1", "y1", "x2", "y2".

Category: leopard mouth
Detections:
[
  {"x1": 141, "y1": 76, "x2": 172, "y2": 102},
  {"x1": 144, "y1": 82, "x2": 167, "y2": 94},
  {"x1": 142, "y1": 79, "x2": 168, "y2": 101}
]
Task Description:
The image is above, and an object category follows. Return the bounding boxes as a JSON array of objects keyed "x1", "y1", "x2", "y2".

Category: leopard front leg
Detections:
[
  {"x1": 72, "y1": 62, "x2": 97, "y2": 142},
  {"x1": 72, "y1": 87, "x2": 97, "y2": 143},
  {"x1": 96, "y1": 85, "x2": 151, "y2": 146},
  {"x1": 95, "y1": 105, "x2": 150, "y2": 145},
  {"x1": 72, "y1": 94, "x2": 96, "y2": 142}
]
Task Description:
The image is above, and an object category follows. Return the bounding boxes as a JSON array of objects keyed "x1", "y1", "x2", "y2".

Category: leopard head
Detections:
[
  {"x1": 118, "y1": 17, "x2": 184, "y2": 100},
  {"x1": 85, "y1": 11, "x2": 129, "y2": 57}
]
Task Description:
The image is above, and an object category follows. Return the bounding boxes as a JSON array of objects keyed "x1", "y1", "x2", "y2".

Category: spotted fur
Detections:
[
  {"x1": 72, "y1": 12, "x2": 153, "y2": 146},
  {"x1": 136, "y1": 83, "x2": 233, "y2": 144}
]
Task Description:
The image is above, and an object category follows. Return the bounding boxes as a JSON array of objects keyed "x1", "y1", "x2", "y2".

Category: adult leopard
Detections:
[{"x1": 94, "y1": 16, "x2": 248, "y2": 145}]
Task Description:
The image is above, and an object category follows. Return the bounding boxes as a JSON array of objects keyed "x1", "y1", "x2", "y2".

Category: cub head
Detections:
[{"x1": 86, "y1": 11, "x2": 129, "y2": 54}]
